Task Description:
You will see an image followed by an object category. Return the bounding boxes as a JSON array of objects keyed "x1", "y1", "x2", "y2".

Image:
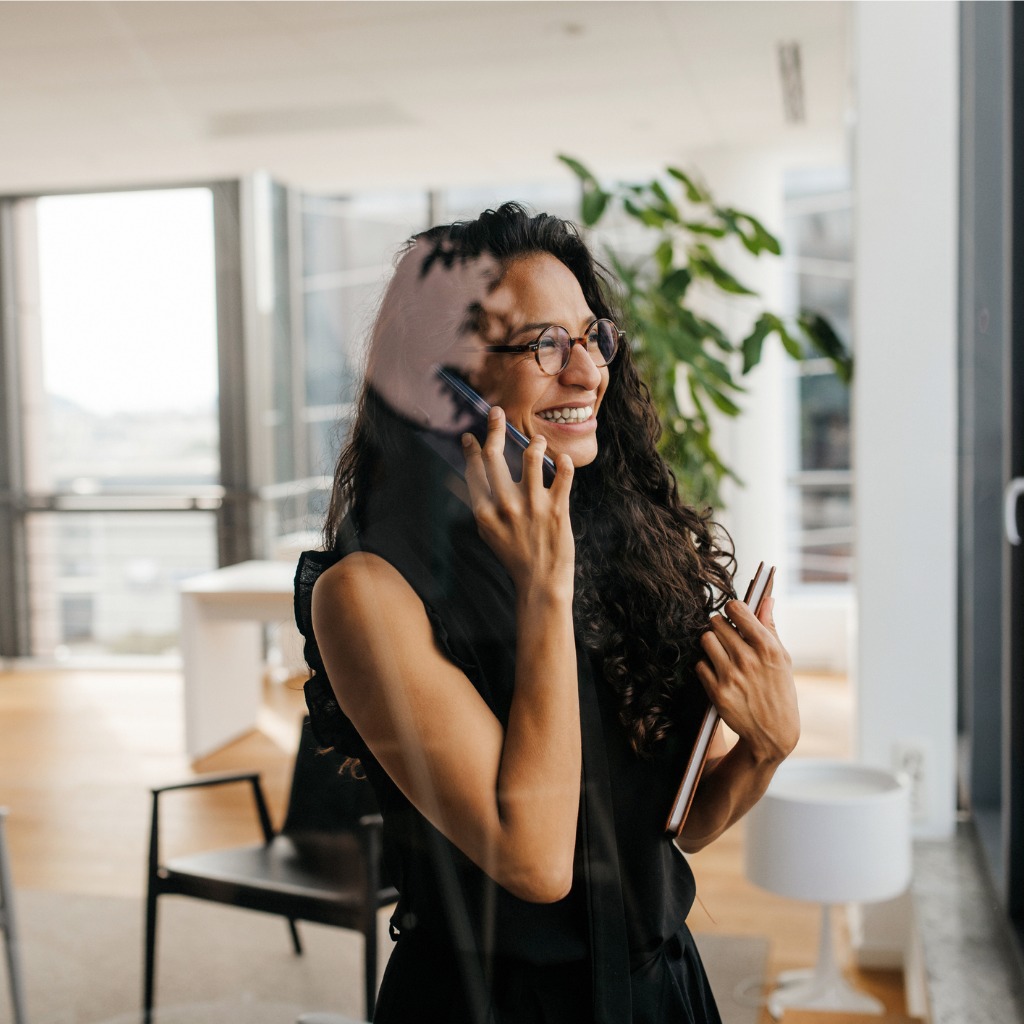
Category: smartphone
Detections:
[
  {"x1": 433, "y1": 365, "x2": 556, "y2": 486},
  {"x1": 741, "y1": 561, "x2": 776, "y2": 615}
]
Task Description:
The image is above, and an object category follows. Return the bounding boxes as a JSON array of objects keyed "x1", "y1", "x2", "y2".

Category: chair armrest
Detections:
[{"x1": 147, "y1": 772, "x2": 274, "y2": 882}]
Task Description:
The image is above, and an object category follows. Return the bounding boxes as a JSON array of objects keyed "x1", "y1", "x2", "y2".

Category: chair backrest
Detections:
[{"x1": 281, "y1": 717, "x2": 382, "y2": 836}]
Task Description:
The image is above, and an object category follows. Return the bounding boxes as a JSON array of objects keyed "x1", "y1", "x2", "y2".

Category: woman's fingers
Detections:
[
  {"x1": 522, "y1": 433, "x2": 550, "y2": 506},
  {"x1": 479, "y1": 406, "x2": 518, "y2": 506},
  {"x1": 707, "y1": 611, "x2": 751, "y2": 663},
  {"x1": 461, "y1": 432, "x2": 491, "y2": 505},
  {"x1": 548, "y1": 451, "x2": 574, "y2": 507},
  {"x1": 699, "y1": 624, "x2": 733, "y2": 674},
  {"x1": 723, "y1": 599, "x2": 774, "y2": 649}
]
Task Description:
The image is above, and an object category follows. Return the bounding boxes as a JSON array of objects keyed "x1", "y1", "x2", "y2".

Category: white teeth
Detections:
[{"x1": 537, "y1": 405, "x2": 593, "y2": 424}]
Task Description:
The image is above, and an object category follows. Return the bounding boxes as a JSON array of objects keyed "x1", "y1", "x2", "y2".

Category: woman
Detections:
[{"x1": 295, "y1": 203, "x2": 799, "y2": 1023}]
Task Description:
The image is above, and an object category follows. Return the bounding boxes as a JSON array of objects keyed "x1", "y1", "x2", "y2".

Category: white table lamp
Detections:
[{"x1": 745, "y1": 759, "x2": 912, "y2": 1017}]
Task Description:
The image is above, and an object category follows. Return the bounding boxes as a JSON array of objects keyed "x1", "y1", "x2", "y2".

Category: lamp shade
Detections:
[{"x1": 745, "y1": 759, "x2": 912, "y2": 904}]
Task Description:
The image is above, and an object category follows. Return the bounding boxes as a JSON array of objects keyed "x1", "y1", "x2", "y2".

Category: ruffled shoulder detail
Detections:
[
  {"x1": 293, "y1": 548, "x2": 367, "y2": 757},
  {"x1": 293, "y1": 539, "x2": 481, "y2": 755}
]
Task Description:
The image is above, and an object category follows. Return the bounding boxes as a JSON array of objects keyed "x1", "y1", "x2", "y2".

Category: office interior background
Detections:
[{"x1": 0, "y1": 0, "x2": 1021, "y2": 1017}]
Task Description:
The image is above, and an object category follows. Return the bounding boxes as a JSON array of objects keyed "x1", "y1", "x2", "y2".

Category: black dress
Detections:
[{"x1": 294, "y1": 460, "x2": 723, "y2": 1024}]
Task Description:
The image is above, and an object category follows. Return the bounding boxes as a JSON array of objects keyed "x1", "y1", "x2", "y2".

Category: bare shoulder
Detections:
[
  {"x1": 314, "y1": 550, "x2": 414, "y2": 606},
  {"x1": 311, "y1": 551, "x2": 436, "y2": 667}
]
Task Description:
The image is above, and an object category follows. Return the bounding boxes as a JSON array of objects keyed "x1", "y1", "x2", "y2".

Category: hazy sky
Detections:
[{"x1": 36, "y1": 188, "x2": 218, "y2": 417}]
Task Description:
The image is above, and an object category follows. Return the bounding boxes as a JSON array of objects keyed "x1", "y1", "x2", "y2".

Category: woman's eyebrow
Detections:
[
  {"x1": 506, "y1": 316, "x2": 596, "y2": 341},
  {"x1": 507, "y1": 321, "x2": 552, "y2": 340}
]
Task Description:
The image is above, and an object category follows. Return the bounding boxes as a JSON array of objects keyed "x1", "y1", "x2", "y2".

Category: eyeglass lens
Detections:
[{"x1": 537, "y1": 320, "x2": 618, "y2": 375}]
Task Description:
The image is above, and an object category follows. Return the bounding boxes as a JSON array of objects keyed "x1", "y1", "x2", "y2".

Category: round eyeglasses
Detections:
[{"x1": 485, "y1": 318, "x2": 623, "y2": 376}]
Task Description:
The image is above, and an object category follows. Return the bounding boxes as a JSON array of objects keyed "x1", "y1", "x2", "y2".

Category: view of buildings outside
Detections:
[{"x1": 26, "y1": 188, "x2": 220, "y2": 658}]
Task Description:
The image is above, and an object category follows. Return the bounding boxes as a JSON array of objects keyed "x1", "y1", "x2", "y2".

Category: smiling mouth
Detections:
[{"x1": 537, "y1": 405, "x2": 594, "y2": 424}]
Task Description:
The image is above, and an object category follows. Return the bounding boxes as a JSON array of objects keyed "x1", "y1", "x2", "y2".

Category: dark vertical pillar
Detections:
[
  {"x1": 959, "y1": 0, "x2": 1011, "y2": 874},
  {"x1": 1005, "y1": 0, "x2": 1024, "y2": 937},
  {"x1": 0, "y1": 201, "x2": 30, "y2": 657},
  {"x1": 211, "y1": 182, "x2": 254, "y2": 568}
]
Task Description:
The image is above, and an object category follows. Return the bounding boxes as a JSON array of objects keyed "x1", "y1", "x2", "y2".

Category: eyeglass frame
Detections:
[{"x1": 483, "y1": 318, "x2": 624, "y2": 376}]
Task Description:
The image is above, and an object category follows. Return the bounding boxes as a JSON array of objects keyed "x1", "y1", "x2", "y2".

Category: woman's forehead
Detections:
[{"x1": 483, "y1": 253, "x2": 594, "y2": 327}]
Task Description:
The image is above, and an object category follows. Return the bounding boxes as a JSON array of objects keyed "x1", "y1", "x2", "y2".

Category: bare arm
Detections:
[
  {"x1": 675, "y1": 597, "x2": 800, "y2": 853},
  {"x1": 313, "y1": 409, "x2": 581, "y2": 902}
]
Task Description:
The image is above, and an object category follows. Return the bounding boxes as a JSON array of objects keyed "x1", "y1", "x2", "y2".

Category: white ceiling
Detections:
[{"x1": 0, "y1": 1, "x2": 850, "y2": 195}]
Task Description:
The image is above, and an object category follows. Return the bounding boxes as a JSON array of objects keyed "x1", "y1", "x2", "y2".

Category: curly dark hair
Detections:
[{"x1": 323, "y1": 203, "x2": 736, "y2": 755}]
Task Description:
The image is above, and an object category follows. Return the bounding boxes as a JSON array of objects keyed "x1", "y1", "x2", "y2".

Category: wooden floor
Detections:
[{"x1": 0, "y1": 667, "x2": 918, "y2": 1023}]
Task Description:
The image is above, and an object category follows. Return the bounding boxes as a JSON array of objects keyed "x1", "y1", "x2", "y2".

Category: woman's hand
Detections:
[
  {"x1": 696, "y1": 597, "x2": 800, "y2": 767},
  {"x1": 676, "y1": 597, "x2": 799, "y2": 852},
  {"x1": 461, "y1": 405, "x2": 575, "y2": 600}
]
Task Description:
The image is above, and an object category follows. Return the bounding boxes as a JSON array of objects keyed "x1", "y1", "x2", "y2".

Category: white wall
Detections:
[{"x1": 852, "y1": 1, "x2": 959, "y2": 839}]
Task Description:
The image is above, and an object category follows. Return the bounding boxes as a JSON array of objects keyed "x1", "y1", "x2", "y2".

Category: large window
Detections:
[
  {"x1": 252, "y1": 184, "x2": 429, "y2": 558},
  {"x1": 13, "y1": 188, "x2": 220, "y2": 658},
  {"x1": 783, "y1": 170, "x2": 854, "y2": 586}
]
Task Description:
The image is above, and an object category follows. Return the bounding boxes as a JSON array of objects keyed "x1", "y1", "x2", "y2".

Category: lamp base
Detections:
[
  {"x1": 766, "y1": 904, "x2": 885, "y2": 1019},
  {"x1": 767, "y1": 967, "x2": 885, "y2": 1018}
]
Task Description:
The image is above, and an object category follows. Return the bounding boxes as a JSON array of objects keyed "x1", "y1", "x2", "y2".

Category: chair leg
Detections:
[
  {"x1": 1, "y1": 909, "x2": 28, "y2": 1024},
  {"x1": 364, "y1": 909, "x2": 378, "y2": 1021},
  {"x1": 0, "y1": 813, "x2": 27, "y2": 1024},
  {"x1": 143, "y1": 887, "x2": 159, "y2": 1024},
  {"x1": 287, "y1": 917, "x2": 303, "y2": 955}
]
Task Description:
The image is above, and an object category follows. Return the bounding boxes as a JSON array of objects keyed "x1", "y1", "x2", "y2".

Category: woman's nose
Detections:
[{"x1": 559, "y1": 339, "x2": 603, "y2": 387}]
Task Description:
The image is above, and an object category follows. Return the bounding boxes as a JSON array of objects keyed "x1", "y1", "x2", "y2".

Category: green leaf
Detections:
[
  {"x1": 667, "y1": 166, "x2": 709, "y2": 204},
  {"x1": 649, "y1": 180, "x2": 681, "y2": 221},
  {"x1": 694, "y1": 350, "x2": 742, "y2": 389},
  {"x1": 557, "y1": 154, "x2": 598, "y2": 185},
  {"x1": 739, "y1": 212, "x2": 782, "y2": 255},
  {"x1": 798, "y1": 311, "x2": 855, "y2": 382},
  {"x1": 741, "y1": 314, "x2": 775, "y2": 373},
  {"x1": 683, "y1": 221, "x2": 727, "y2": 239},
  {"x1": 581, "y1": 187, "x2": 610, "y2": 226},
  {"x1": 687, "y1": 377, "x2": 710, "y2": 423},
  {"x1": 696, "y1": 316, "x2": 734, "y2": 352},
  {"x1": 654, "y1": 239, "x2": 674, "y2": 275},
  {"x1": 659, "y1": 267, "x2": 691, "y2": 303},
  {"x1": 623, "y1": 198, "x2": 666, "y2": 228},
  {"x1": 774, "y1": 319, "x2": 804, "y2": 360},
  {"x1": 690, "y1": 251, "x2": 757, "y2": 296},
  {"x1": 701, "y1": 380, "x2": 743, "y2": 416}
]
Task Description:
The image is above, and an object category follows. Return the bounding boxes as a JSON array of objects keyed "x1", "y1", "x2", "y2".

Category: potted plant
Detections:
[{"x1": 559, "y1": 156, "x2": 853, "y2": 507}]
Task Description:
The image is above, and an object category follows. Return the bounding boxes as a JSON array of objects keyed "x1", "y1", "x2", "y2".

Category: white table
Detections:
[{"x1": 180, "y1": 560, "x2": 298, "y2": 760}]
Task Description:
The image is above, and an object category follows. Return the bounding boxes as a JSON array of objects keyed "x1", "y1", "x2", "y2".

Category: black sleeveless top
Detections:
[{"x1": 294, "y1": 461, "x2": 722, "y2": 1024}]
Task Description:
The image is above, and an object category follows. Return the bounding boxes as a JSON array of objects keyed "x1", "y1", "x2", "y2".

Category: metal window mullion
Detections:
[
  {"x1": 211, "y1": 182, "x2": 254, "y2": 568},
  {"x1": 289, "y1": 188, "x2": 310, "y2": 483},
  {"x1": 0, "y1": 200, "x2": 31, "y2": 657}
]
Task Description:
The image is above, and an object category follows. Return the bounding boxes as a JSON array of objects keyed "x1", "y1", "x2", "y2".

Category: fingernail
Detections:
[
  {"x1": 489, "y1": 406, "x2": 502, "y2": 422},
  {"x1": 461, "y1": 433, "x2": 473, "y2": 448}
]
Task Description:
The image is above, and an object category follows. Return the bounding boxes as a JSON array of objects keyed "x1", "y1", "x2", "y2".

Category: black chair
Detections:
[
  {"x1": 144, "y1": 718, "x2": 397, "y2": 1022},
  {"x1": 0, "y1": 808, "x2": 27, "y2": 1024}
]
